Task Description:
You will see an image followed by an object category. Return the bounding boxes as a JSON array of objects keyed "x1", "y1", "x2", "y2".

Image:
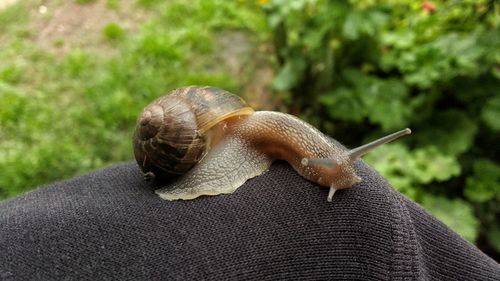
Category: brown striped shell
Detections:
[{"x1": 133, "y1": 86, "x2": 254, "y2": 180}]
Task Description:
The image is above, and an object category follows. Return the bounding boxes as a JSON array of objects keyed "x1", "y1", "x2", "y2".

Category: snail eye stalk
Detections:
[
  {"x1": 347, "y1": 128, "x2": 411, "y2": 161},
  {"x1": 302, "y1": 158, "x2": 339, "y2": 202},
  {"x1": 301, "y1": 158, "x2": 338, "y2": 168}
]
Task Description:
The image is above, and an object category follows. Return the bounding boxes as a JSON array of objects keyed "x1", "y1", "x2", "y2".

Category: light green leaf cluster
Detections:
[
  {"x1": 364, "y1": 144, "x2": 460, "y2": 198},
  {"x1": 465, "y1": 160, "x2": 500, "y2": 203},
  {"x1": 265, "y1": 0, "x2": 500, "y2": 250},
  {"x1": 319, "y1": 69, "x2": 414, "y2": 130},
  {"x1": 420, "y1": 194, "x2": 479, "y2": 242}
]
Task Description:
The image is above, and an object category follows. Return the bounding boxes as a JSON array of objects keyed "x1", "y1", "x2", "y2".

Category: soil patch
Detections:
[{"x1": 30, "y1": 0, "x2": 148, "y2": 55}]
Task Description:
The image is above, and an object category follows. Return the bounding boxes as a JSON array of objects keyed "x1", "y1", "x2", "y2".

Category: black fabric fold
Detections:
[{"x1": 1, "y1": 161, "x2": 499, "y2": 280}]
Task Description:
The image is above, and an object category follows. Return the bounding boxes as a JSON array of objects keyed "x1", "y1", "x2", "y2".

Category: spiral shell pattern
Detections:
[{"x1": 133, "y1": 86, "x2": 253, "y2": 180}]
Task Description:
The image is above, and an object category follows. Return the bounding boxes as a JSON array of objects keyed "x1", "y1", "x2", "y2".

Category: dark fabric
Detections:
[{"x1": 0, "y1": 161, "x2": 499, "y2": 281}]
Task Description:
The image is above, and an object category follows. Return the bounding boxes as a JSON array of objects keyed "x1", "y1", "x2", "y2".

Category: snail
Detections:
[{"x1": 133, "y1": 86, "x2": 411, "y2": 202}]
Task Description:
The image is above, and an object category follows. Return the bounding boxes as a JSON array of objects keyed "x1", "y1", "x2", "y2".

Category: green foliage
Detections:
[
  {"x1": 318, "y1": 69, "x2": 415, "y2": 130},
  {"x1": 0, "y1": 1, "x2": 28, "y2": 35},
  {"x1": 76, "y1": 0, "x2": 97, "y2": 4},
  {"x1": 63, "y1": 49, "x2": 94, "y2": 77},
  {"x1": 135, "y1": 0, "x2": 161, "y2": 7},
  {"x1": 106, "y1": 0, "x2": 120, "y2": 10},
  {"x1": 420, "y1": 194, "x2": 479, "y2": 242},
  {"x1": 264, "y1": 0, "x2": 500, "y2": 249},
  {"x1": 488, "y1": 223, "x2": 500, "y2": 253},
  {"x1": 103, "y1": 23, "x2": 125, "y2": 41},
  {"x1": 465, "y1": 160, "x2": 500, "y2": 203},
  {"x1": 0, "y1": 0, "x2": 266, "y2": 199},
  {"x1": 0, "y1": 64, "x2": 24, "y2": 84},
  {"x1": 482, "y1": 95, "x2": 500, "y2": 131},
  {"x1": 364, "y1": 144, "x2": 461, "y2": 200}
]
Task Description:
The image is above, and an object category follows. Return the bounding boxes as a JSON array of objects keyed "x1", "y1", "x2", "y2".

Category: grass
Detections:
[
  {"x1": 0, "y1": 1, "x2": 29, "y2": 35},
  {"x1": 0, "y1": 0, "x2": 268, "y2": 199},
  {"x1": 102, "y1": 22, "x2": 125, "y2": 41}
]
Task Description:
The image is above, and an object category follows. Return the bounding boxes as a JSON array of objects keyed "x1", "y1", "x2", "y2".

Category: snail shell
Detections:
[{"x1": 133, "y1": 86, "x2": 253, "y2": 180}]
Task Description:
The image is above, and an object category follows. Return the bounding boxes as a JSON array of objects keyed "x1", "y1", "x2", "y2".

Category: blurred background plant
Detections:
[{"x1": 0, "y1": 0, "x2": 498, "y2": 259}]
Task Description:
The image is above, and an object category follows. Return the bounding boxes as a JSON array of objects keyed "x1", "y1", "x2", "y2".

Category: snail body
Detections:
[{"x1": 133, "y1": 86, "x2": 411, "y2": 201}]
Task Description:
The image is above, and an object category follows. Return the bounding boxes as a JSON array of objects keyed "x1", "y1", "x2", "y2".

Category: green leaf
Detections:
[
  {"x1": 410, "y1": 147, "x2": 461, "y2": 184},
  {"x1": 415, "y1": 110, "x2": 477, "y2": 156},
  {"x1": 487, "y1": 223, "x2": 500, "y2": 253},
  {"x1": 319, "y1": 87, "x2": 365, "y2": 123},
  {"x1": 401, "y1": 46, "x2": 447, "y2": 88},
  {"x1": 366, "y1": 144, "x2": 460, "y2": 193},
  {"x1": 464, "y1": 159, "x2": 500, "y2": 203},
  {"x1": 265, "y1": 0, "x2": 316, "y2": 27},
  {"x1": 272, "y1": 56, "x2": 306, "y2": 91},
  {"x1": 420, "y1": 194, "x2": 479, "y2": 242},
  {"x1": 381, "y1": 31, "x2": 415, "y2": 49},
  {"x1": 363, "y1": 143, "x2": 418, "y2": 199},
  {"x1": 432, "y1": 33, "x2": 483, "y2": 76},
  {"x1": 481, "y1": 96, "x2": 500, "y2": 132},
  {"x1": 342, "y1": 9, "x2": 388, "y2": 41},
  {"x1": 340, "y1": 69, "x2": 412, "y2": 130},
  {"x1": 342, "y1": 10, "x2": 365, "y2": 40},
  {"x1": 362, "y1": 79, "x2": 411, "y2": 130}
]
